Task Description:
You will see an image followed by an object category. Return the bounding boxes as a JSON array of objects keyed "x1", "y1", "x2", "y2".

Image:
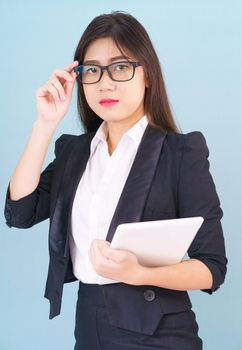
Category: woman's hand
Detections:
[
  {"x1": 35, "y1": 60, "x2": 79, "y2": 125},
  {"x1": 88, "y1": 239, "x2": 144, "y2": 285}
]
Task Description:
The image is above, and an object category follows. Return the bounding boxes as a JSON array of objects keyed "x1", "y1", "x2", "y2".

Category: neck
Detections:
[{"x1": 106, "y1": 110, "x2": 145, "y2": 155}]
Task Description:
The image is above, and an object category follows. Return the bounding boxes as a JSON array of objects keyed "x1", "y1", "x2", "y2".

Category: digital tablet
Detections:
[{"x1": 97, "y1": 216, "x2": 204, "y2": 285}]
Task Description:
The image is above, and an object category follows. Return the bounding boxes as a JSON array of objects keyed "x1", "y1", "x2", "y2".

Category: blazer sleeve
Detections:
[
  {"x1": 177, "y1": 131, "x2": 227, "y2": 294},
  {"x1": 4, "y1": 133, "x2": 73, "y2": 229}
]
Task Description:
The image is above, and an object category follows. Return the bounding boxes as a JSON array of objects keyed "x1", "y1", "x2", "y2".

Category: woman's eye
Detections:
[
  {"x1": 86, "y1": 67, "x2": 98, "y2": 74},
  {"x1": 115, "y1": 64, "x2": 128, "y2": 70}
]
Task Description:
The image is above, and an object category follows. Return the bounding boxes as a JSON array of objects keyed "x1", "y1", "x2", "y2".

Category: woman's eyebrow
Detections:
[{"x1": 83, "y1": 55, "x2": 131, "y2": 64}]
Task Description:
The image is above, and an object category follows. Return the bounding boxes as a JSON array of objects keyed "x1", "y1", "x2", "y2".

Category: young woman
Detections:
[{"x1": 4, "y1": 11, "x2": 227, "y2": 350}]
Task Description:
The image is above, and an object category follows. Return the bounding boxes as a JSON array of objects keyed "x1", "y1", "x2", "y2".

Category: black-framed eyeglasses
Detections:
[{"x1": 73, "y1": 61, "x2": 142, "y2": 84}]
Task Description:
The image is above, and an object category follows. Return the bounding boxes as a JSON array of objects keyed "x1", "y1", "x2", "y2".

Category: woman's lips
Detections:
[{"x1": 99, "y1": 99, "x2": 119, "y2": 107}]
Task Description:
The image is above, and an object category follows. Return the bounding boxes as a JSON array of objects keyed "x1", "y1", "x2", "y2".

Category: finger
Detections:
[
  {"x1": 91, "y1": 239, "x2": 107, "y2": 248},
  {"x1": 61, "y1": 62, "x2": 79, "y2": 96},
  {"x1": 63, "y1": 60, "x2": 79, "y2": 73},
  {"x1": 89, "y1": 240, "x2": 100, "y2": 260},
  {"x1": 50, "y1": 69, "x2": 76, "y2": 98},
  {"x1": 94, "y1": 241, "x2": 116, "y2": 266},
  {"x1": 90, "y1": 240, "x2": 110, "y2": 262},
  {"x1": 93, "y1": 240, "x2": 104, "y2": 258},
  {"x1": 96, "y1": 240, "x2": 111, "y2": 256},
  {"x1": 89, "y1": 244, "x2": 97, "y2": 266},
  {"x1": 48, "y1": 77, "x2": 67, "y2": 101},
  {"x1": 41, "y1": 81, "x2": 61, "y2": 102},
  {"x1": 90, "y1": 243, "x2": 106, "y2": 270},
  {"x1": 64, "y1": 72, "x2": 76, "y2": 97},
  {"x1": 101, "y1": 247, "x2": 124, "y2": 263},
  {"x1": 50, "y1": 69, "x2": 74, "y2": 84},
  {"x1": 97, "y1": 239, "x2": 110, "y2": 248}
]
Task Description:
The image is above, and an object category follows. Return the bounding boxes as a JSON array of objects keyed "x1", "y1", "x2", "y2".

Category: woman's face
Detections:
[{"x1": 82, "y1": 37, "x2": 148, "y2": 125}]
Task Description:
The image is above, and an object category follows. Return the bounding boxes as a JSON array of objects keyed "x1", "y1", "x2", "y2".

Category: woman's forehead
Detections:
[{"x1": 84, "y1": 37, "x2": 135, "y2": 63}]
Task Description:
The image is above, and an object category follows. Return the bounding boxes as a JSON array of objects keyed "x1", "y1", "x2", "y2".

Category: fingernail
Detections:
[{"x1": 61, "y1": 96, "x2": 66, "y2": 101}]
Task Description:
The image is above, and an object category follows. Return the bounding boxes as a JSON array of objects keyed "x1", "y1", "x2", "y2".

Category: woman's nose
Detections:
[{"x1": 98, "y1": 69, "x2": 115, "y2": 89}]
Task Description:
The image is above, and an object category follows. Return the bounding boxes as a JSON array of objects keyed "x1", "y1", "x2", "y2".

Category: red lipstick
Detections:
[{"x1": 99, "y1": 98, "x2": 119, "y2": 107}]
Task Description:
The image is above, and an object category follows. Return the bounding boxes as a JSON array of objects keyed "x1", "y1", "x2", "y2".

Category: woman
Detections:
[{"x1": 4, "y1": 11, "x2": 227, "y2": 350}]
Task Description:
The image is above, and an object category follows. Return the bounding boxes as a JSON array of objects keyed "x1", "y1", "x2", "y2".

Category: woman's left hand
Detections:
[{"x1": 88, "y1": 239, "x2": 144, "y2": 285}]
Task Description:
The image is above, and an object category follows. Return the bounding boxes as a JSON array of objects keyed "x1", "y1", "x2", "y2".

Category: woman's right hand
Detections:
[{"x1": 35, "y1": 60, "x2": 79, "y2": 125}]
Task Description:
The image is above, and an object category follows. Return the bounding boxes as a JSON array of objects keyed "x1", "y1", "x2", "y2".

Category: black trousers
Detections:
[{"x1": 74, "y1": 281, "x2": 203, "y2": 350}]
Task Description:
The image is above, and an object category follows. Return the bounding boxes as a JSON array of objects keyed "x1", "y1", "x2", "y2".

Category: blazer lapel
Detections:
[{"x1": 105, "y1": 126, "x2": 167, "y2": 242}]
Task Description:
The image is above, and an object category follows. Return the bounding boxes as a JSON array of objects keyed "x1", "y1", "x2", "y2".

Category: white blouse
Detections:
[{"x1": 69, "y1": 114, "x2": 148, "y2": 284}]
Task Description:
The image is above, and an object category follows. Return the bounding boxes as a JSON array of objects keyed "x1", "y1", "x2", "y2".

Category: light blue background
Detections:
[{"x1": 0, "y1": 1, "x2": 241, "y2": 349}]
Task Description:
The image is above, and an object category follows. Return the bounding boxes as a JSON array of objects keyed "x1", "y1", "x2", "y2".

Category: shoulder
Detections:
[
  {"x1": 54, "y1": 131, "x2": 95, "y2": 156},
  {"x1": 166, "y1": 130, "x2": 207, "y2": 144},
  {"x1": 165, "y1": 130, "x2": 209, "y2": 156},
  {"x1": 54, "y1": 133, "x2": 78, "y2": 156}
]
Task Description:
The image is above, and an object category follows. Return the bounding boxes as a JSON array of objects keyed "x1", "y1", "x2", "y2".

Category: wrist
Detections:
[
  {"x1": 33, "y1": 119, "x2": 59, "y2": 133},
  {"x1": 133, "y1": 265, "x2": 151, "y2": 286}
]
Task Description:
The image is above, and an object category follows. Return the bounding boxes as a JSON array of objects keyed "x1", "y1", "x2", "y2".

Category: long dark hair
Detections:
[{"x1": 74, "y1": 11, "x2": 180, "y2": 134}]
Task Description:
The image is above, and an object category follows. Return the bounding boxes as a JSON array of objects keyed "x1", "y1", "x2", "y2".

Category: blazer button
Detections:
[{"x1": 143, "y1": 289, "x2": 156, "y2": 301}]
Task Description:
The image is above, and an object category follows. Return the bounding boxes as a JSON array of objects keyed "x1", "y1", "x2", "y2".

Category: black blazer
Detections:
[{"x1": 4, "y1": 124, "x2": 227, "y2": 335}]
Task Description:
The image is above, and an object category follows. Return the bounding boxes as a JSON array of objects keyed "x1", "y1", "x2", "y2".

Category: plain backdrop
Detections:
[{"x1": 0, "y1": 1, "x2": 241, "y2": 349}]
